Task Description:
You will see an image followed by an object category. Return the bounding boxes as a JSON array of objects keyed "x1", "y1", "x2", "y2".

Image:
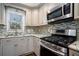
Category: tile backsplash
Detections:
[
  {"x1": 52, "y1": 20, "x2": 76, "y2": 29},
  {"x1": 24, "y1": 25, "x2": 53, "y2": 34},
  {"x1": 0, "y1": 24, "x2": 6, "y2": 37},
  {"x1": 24, "y1": 20, "x2": 76, "y2": 34},
  {"x1": 0, "y1": 20, "x2": 77, "y2": 36}
]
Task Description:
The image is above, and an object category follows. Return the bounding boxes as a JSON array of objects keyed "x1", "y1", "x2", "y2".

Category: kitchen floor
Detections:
[{"x1": 20, "y1": 52, "x2": 36, "y2": 56}]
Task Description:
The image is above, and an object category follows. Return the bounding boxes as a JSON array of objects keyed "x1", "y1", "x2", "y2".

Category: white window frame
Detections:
[{"x1": 5, "y1": 6, "x2": 26, "y2": 33}]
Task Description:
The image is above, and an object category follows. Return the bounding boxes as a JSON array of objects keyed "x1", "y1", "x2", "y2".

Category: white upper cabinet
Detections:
[
  {"x1": 0, "y1": 3, "x2": 5, "y2": 24},
  {"x1": 25, "y1": 9, "x2": 32, "y2": 26},
  {"x1": 31, "y1": 9, "x2": 39, "y2": 26},
  {"x1": 74, "y1": 3, "x2": 79, "y2": 19},
  {"x1": 39, "y1": 5, "x2": 48, "y2": 26},
  {"x1": 0, "y1": 39, "x2": 2, "y2": 56},
  {"x1": 0, "y1": 4, "x2": 2, "y2": 24},
  {"x1": 29, "y1": 8, "x2": 48, "y2": 26},
  {"x1": 48, "y1": 3, "x2": 63, "y2": 12}
]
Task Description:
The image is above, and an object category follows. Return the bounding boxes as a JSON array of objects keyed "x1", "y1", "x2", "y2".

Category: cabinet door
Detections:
[
  {"x1": 24, "y1": 36, "x2": 33, "y2": 53},
  {"x1": 2, "y1": 38, "x2": 17, "y2": 56},
  {"x1": 0, "y1": 39, "x2": 2, "y2": 56},
  {"x1": 32, "y1": 9, "x2": 39, "y2": 26},
  {"x1": 27, "y1": 37, "x2": 33, "y2": 52},
  {"x1": 25, "y1": 9, "x2": 32, "y2": 26},
  {"x1": 0, "y1": 3, "x2": 5, "y2": 24},
  {"x1": 16, "y1": 37, "x2": 28, "y2": 55},
  {"x1": 33, "y1": 37, "x2": 40, "y2": 56},
  {"x1": 0, "y1": 3, "x2": 2, "y2": 24},
  {"x1": 74, "y1": 3, "x2": 79, "y2": 19},
  {"x1": 39, "y1": 5, "x2": 48, "y2": 26},
  {"x1": 41, "y1": 5, "x2": 48, "y2": 25},
  {"x1": 38, "y1": 8, "x2": 44, "y2": 25},
  {"x1": 69, "y1": 49, "x2": 79, "y2": 56}
]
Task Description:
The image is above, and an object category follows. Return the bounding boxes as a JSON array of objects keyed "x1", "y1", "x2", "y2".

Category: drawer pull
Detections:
[
  {"x1": 6, "y1": 40, "x2": 11, "y2": 42},
  {"x1": 14, "y1": 44, "x2": 18, "y2": 47},
  {"x1": 21, "y1": 39, "x2": 23, "y2": 40}
]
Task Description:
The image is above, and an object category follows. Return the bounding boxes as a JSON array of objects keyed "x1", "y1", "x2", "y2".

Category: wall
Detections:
[{"x1": 52, "y1": 21, "x2": 76, "y2": 29}]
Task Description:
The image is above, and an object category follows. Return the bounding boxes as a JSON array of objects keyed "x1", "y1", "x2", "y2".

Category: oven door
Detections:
[
  {"x1": 40, "y1": 40, "x2": 68, "y2": 56},
  {"x1": 40, "y1": 45, "x2": 58, "y2": 56},
  {"x1": 40, "y1": 44, "x2": 67, "y2": 56}
]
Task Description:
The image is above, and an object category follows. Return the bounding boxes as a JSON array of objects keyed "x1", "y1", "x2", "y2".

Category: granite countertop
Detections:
[
  {"x1": 0, "y1": 34, "x2": 51, "y2": 39},
  {"x1": 24, "y1": 34, "x2": 51, "y2": 38},
  {"x1": 68, "y1": 41, "x2": 79, "y2": 51}
]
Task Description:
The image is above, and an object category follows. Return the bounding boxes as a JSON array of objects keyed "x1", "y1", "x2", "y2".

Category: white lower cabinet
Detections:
[
  {"x1": 2, "y1": 38, "x2": 18, "y2": 56},
  {"x1": 2, "y1": 37, "x2": 34, "y2": 56},
  {"x1": 33, "y1": 37, "x2": 40, "y2": 56},
  {"x1": 24, "y1": 36, "x2": 33, "y2": 53},
  {"x1": 0, "y1": 36, "x2": 40, "y2": 56},
  {"x1": 69, "y1": 49, "x2": 79, "y2": 56},
  {"x1": 0, "y1": 39, "x2": 2, "y2": 56},
  {"x1": 16, "y1": 37, "x2": 29, "y2": 55}
]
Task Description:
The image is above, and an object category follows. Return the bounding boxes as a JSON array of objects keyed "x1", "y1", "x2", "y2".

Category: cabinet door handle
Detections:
[
  {"x1": 6, "y1": 40, "x2": 11, "y2": 42},
  {"x1": 27, "y1": 39, "x2": 29, "y2": 40},
  {"x1": 21, "y1": 39, "x2": 23, "y2": 40},
  {"x1": 14, "y1": 44, "x2": 18, "y2": 47}
]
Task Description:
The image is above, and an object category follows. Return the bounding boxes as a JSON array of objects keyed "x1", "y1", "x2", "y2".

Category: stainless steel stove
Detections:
[{"x1": 40, "y1": 29, "x2": 76, "y2": 56}]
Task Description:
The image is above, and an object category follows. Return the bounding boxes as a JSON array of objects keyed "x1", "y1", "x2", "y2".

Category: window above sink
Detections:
[{"x1": 5, "y1": 6, "x2": 26, "y2": 33}]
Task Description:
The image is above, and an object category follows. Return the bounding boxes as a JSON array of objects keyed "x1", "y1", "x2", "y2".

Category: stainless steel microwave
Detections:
[{"x1": 47, "y1": 3, "x2": 74, "y2": 22}]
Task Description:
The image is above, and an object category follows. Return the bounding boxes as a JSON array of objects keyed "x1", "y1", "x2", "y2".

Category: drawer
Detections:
[{"x1": 69, "y1": 49, "x2": 79, "y2": 56}]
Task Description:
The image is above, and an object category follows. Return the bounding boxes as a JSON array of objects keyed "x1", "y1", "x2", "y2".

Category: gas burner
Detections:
[{"x1": 41, "y1": 35, "x2": 76, "y2": 47}]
